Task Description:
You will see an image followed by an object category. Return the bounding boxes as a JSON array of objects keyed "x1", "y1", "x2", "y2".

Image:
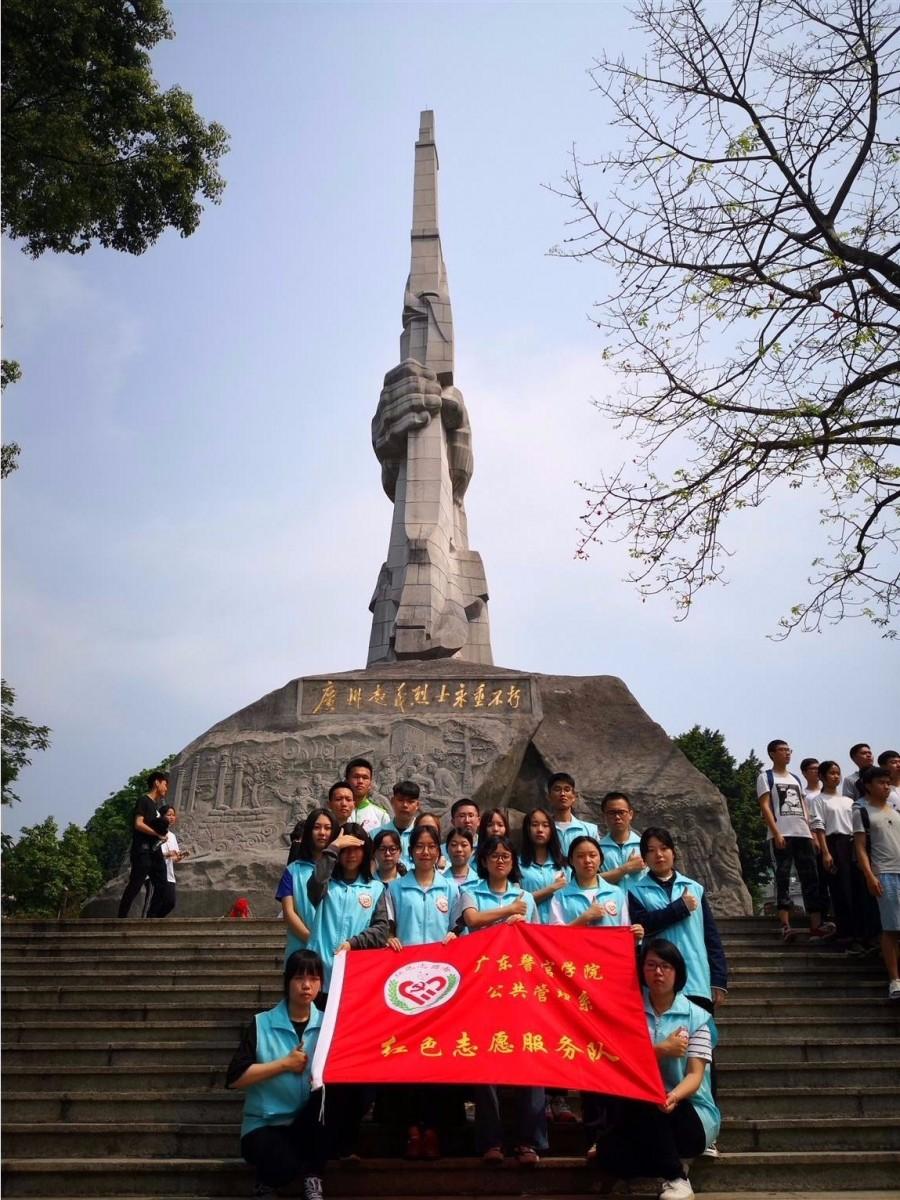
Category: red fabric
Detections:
[{"x1": 317, "y1": 924, "x2": 665, "y2": 1103}]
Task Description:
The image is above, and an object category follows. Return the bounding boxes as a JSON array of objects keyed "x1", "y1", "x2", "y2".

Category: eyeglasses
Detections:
[
  {"x1": 643, "y1": 960, "x2": 675, "y2": 974},
  {"x1": 488, "y1": 853, "x2": 513, "y2": 863},
  {"x1": 378, "y1": 845, "x2": 400, "y2": 854}
]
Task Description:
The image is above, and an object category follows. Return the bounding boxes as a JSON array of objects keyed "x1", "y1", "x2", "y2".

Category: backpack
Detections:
[{"x1": 765, "y1": 769, "x2": 812, "y2": 829}]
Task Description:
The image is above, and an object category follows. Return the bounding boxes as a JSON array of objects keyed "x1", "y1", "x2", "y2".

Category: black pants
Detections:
[
  {"x1": 770, "y1": 836, "x2": 821, "y2": 914},
  {"x1": 147, "y1": 881, "x2": 176, "y2": 918},
  {"x1": 241, "y1": 1092, "x2": 325, "y2": 1189},
  {"x1": 593, "y1": 1096, "x2": 706, "y2": 1180},
  {"x1": 117, "y1": 848, "x2": 166, "y2": 918},
  {"x1": 824, "y1": 833, "x2": 856, "y2": 941}
]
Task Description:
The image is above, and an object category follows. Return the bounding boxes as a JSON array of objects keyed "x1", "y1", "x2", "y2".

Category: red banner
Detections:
[{"x1": 312, "y1": 924, "x2": 665, "y2": 1104}]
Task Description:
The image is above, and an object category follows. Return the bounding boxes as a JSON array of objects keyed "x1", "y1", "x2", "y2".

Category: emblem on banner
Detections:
[{"x1": 385, "y1": 961, "x2": 461, "y2": 1015}]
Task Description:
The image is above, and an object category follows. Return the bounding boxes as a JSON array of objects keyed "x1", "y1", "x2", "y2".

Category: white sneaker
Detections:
[
  {"x1": 889, "y1": 978, "x2": 900, "y2": 1000},
  {"x1": 701, "y1": 1141, "x2": 720, "y2": 1157},
  {"x1": 659, "y1": 1178, "x2": 694, "y2": 1200},
  {"x1": 303, "y1": 1176, "x2": 324, "y2": 1200}
]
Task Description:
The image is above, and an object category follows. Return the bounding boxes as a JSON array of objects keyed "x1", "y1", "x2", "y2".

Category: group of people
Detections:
[
  {"x1": 757, "y1": 739, "x2": 900, "y2": 997},
  {"x1": 236, "y1": 756, "x2": 727, "y2": 1200},
  {"x1": 116, "y1": 770, "x2": 186, "y2": 918}
]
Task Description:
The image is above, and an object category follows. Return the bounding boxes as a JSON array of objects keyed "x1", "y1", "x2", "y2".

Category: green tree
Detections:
[
  {"x1": 1, "y1": 679, "x2": 51, "y2": 807},
  {"x1": 85, "y1": 754, "x2": 174, "y2": 882},
  {"x1": 674, "y1": 726, "x2": 767, "y2": 896},
  {"x1": 1, "y1": 816, "x2": 102, "y2": 916},
  {"x1": 555, "y1": 0, "x2": 899, "y2": 637},
  {"x1": 1, "y1": 0, "x2": 229, "y2": 258},
  {"x1": 1, "y1": 358, "x2": 23, "y2": 479}
]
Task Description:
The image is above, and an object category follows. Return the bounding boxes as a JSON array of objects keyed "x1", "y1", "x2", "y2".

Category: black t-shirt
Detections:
[
  {"x1": 225, "y1": 1013, "x2": 309, "y2": 1087},
  {"x1": 132, "y1": 795, "x2": 166, "y2": 854}
]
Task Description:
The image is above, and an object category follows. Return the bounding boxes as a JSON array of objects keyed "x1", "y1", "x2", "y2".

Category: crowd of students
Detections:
[
  {"x1": 231, "y1": 757, "x2": 729, "y2": 1200},
  {"x1": 757, "y1": 739, "x2": 900, "y2": 997}
]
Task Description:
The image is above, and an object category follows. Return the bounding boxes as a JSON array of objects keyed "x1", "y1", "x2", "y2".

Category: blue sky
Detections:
[{"x1": 3, "y1": 1, "x2": 896, "y2": 839}]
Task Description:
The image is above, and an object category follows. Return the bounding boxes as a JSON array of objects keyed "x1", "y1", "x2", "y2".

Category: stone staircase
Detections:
[{"x1": 2, "y1": 916, "x2": 898, "y2": 1198}]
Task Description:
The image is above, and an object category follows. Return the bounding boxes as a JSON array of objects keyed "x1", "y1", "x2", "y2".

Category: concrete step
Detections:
[
  {"x1": 716, "y1": 1038, "x2": 900, "y2": 1064},
  {"x1": 716, "y1": 1085, "x2": 899, "y2": 1118},
  {"x1": 3, "y1": 1022, "x2": 244, "y2": 1046},
  {"x1": 1, "y1": 1002, "x2": 267, "y2": 1024},
  {"x1": 3, "y1": 1153, "x2": 900, "y2": 1196},
  {"x1": 1, "y1": 1043, "x2": 236, "y2": 1068},
  {"x1": 717, "y1": 1014, "x2": 900, "y2": 1037},
  {"x1": 721, "y1": 1116, "x2": 900, "y2": 1152}
]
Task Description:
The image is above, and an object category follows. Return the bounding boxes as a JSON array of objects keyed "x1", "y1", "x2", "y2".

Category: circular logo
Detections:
[
  {"x1": 604, "y1": 900, "x2": 618, "y2": 917},
  {"x1": 358, "y1": 893, "x2": 373, "y2": 909},
  {"x1": 384, "y1": 961, "x2": 461, "y2": 1015},
  {"x1": 435, "y1": 896, "x2": 450, "y2": 913}
]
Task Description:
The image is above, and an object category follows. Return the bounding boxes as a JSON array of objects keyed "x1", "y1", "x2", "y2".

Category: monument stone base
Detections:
[{"x1": 86, "y1": 661, "x2": 751, "y2": 918}]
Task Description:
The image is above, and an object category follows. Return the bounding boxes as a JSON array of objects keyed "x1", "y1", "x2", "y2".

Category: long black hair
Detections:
[
  {"x1": 519, "y1": 807, "x2": 566, "y2": 870},
  {"x1": 290, "y1": 807, "x2": 339, "y2": 865},
  {"x1": 333, "y1": 821, "x2": 375, "y2": 882},
  {"x1": 476, "y1": 833, "x2": 522, "y2": 884}
]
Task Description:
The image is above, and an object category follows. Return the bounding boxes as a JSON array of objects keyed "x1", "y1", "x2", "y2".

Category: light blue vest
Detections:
[
  {"x1": 555, "y1": 817, "x2": 600, "y2": 855},
  {"x1": 630, "y1": 870, "x2": 711, "y2": 1000},
  {"x1": 443, "y1": 862, "x2": 479, "y2": 887},
  {"x1": 389, "y1": 871, "x2": 459, "y2": 945},
  {"x1": 308, "y1": 874, "x2": 384, "y2": 986},
  {"x1": 459, "y1": 878, "x2": 538, "y2": 930},
  {"x1": 598, "y1": 831, "x2": 646, "y2": 892},
  {"x1": 551, "y1": 877, "x2": 629, "y2": 926},
  {"x1": 643, "y1": 990, "x2": 720, "y2": 1147},
  {"x1": 520, "y1": 859, "x2": 568, "y2": 924},
  {"x1": 283, "y1": 860, "x2": 315, "y2": 965},
  {"x1": 240, "y1": 1000, "x2": 323, "y2": 1138}
]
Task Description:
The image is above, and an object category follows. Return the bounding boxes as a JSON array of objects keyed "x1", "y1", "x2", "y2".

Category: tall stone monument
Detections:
[{"x1": 87, "y1": 112, "x2": 751, "y2": 918}]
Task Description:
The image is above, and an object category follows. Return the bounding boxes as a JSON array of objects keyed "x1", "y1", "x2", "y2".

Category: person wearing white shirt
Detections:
[{"x1": 149, "y1": 805, "x2": 185, "y2": 919}]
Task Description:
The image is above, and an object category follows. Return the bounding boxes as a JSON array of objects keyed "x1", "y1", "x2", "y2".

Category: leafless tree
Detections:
[{"x1": 553, "y1": 0, "x2": 899, "y2": 636}]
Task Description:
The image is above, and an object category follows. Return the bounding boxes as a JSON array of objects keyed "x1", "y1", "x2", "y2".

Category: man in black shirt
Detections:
[{"x1": 117, "y1": 771, "x2": 169, "y2": 917}]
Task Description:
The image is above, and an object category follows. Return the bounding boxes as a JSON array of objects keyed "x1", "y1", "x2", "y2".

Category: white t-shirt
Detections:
[
  {"x1": 853, "y1": 802, "x2": 900, "y2": 874},
  {"x1": 161, "y1": 831, "x2": 180, "y2": 883},
  {"x1": 815, "y1": 792, "x2": 855, "y2": 837},
  {"x1": 757, "y1": 770, "x2": 812, "y2": 840}
]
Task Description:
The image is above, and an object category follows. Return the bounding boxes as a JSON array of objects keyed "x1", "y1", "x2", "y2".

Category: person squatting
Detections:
[{"x1": 233, "y1": 761, "x2": 732, "y2": 1200}]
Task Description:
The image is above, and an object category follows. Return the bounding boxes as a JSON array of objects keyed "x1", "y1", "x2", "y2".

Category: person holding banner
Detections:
[
  {"x1": 457, "y1": 835, "x2": 547, "y2": 1165},
  {"x1": 276, "y1": 808, "x2": 339, "y2": 965},
  {"x1": 385, "y1": 823, "x2": 462, "y2": 1159},
  {"x1": 226, "y1": 949, "x2": 327, "y2": 1200},
  {"x1": 519, "y1": 807, "x2": 568, "y2": 924},
  {"x1": 591, "y1": 939, "x2": 720, "y2": 1200}
]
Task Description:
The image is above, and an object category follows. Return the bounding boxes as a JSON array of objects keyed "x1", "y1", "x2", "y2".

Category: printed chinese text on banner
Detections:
[{"x1": 312, "y1": 924, "x2": 665, "y2": 1103}]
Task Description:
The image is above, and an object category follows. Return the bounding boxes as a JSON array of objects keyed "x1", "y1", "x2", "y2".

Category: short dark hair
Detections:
[
  {"x1": 283, "y1": 949, "x2": 324, "y2": 999},
  {"x1": 766, "y1": 739, "x2": 788, "y2": 756},
  {"x1": 640, "y1": 938, "x2": 687, "y2": 993},
  {"x1": 293, "y1": 807, "x2": 339, "y2": 863},
  {"x1": 849, "y1": 743, "x2": 871, "y2": 759},
  {"x1": 450, "y1": 797, "x2": 478, "y2": 818},
  {"x1": 601, "y1": 791, "x2": 632, "y2": 811},
  {"x1": 567, "y1": 834, "x2": 605, "y2": 870},
  {"x1": 333, "y1": 822, "x2": 375, "y2": 881},
  {"x1": 158, "y1": 804, "x2": 174, "y2": 817},
  {"x1": 373, "y1": 828, "x2": 402, "y2": 851},
  {"x1": 446, "y1": 827, "x2": 474, "y2": 847},
  {"x1": 344, "y1": 757, "x2": 373, "y2": 777},
  {"x1": 877, "y1": 750, "x2": 900, "y2": 766},
  {"x1": 799, "y1": 758, "x2": 819, "y2": 773},
  {"x1": 393, "y1": 780, "x2": 420, "y2": 800},
  {"x1": 547, "y1": 772, "x2": 576, "y2": 791},
  {"x1": 860, "y1": 765, "x2": 890, "y2": 793},
  {"x1": 328, "y1": 780, "x2": 354, "y2": 804},
  {"x1": 519, "y1": 807, "x2": 566, "y2": 870},
  {"x1": 413, "y1": 811, "x2": 441, "y2": 830},
  {"x1": 476, "y1": 834, "x2": 522, "y2": 884},
  {"x1": 147, "y1": 770, "x2": 169, "y2": 789},
  {"x1": 640, "y1": 826, "x2": 677, "y2": 860},
  {"x1": 409, "y1": 824, "x2": 442, "y2": 853}
]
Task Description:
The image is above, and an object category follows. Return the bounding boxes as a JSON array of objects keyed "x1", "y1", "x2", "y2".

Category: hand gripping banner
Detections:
[{"x1": 312, "y1": 924, "x2": 665, "y2": 1103}]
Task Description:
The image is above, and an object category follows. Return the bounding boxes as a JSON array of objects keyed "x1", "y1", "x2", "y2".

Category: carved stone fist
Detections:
[{"x1": 372, "y1": 360, "x2": 445, "y2": 464}]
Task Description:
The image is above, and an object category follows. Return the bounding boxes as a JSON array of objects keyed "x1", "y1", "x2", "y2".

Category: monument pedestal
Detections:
[{"x1": 87, "y1": 660, "x2": 751, "y2": 917}]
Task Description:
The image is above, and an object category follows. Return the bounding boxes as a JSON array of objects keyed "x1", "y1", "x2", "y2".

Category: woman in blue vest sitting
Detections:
[
  {"x1": 276, "y1": 807, "x2": 339, "y2": 965},
  {"x1": 591, "y1": 939, "x2": 720, "y2": 1200},
  {"x1": 457, "y1": 834, "x2": 546, "y2": 1167},
  {"x1": 386, "y1": 822, "x2": 462, "y2": 1159},
  {"x1": 627, "y1": 828, "x2": 728, "y2": 1014},
  {"x1": 226, "y1": 949, "x2": 327, "y2": 1200}
]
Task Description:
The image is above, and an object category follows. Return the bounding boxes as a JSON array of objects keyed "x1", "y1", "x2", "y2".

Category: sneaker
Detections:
[
  {"x1": 845, "y1": 941, "x2": 867, "y2": 957},
  {"x1": 779, "y1": 925, "x2": 795, "y2": 943},
  {"x1": 701, "y1": 1141, "x2": 720, "y2": 1158},
  {"x1": 809, "y1": 922, "x2": 836, "y2": 941},
  {"x1": 549, "y1": 1094, "x2": 577, "y2": 1122},
  {"x1": 515, "y1": 1144, "x2": 540, "y2": 1166},
  {"x1": 659, "y1": 1178, "x2": 694, "y2": 1200},
  {"x1": 889, "y1": 979, "x2": 900, "y2": 1000},
  {"x1": 303, "y1": 1176, "x2": 323, "y2": 1200},
  {"x1": 482, "y1": 1146, "x2": 504, "y2": 1164},
  {"x1": 422, "y1": 1128, "x2": 441, "y2": 1160}
]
